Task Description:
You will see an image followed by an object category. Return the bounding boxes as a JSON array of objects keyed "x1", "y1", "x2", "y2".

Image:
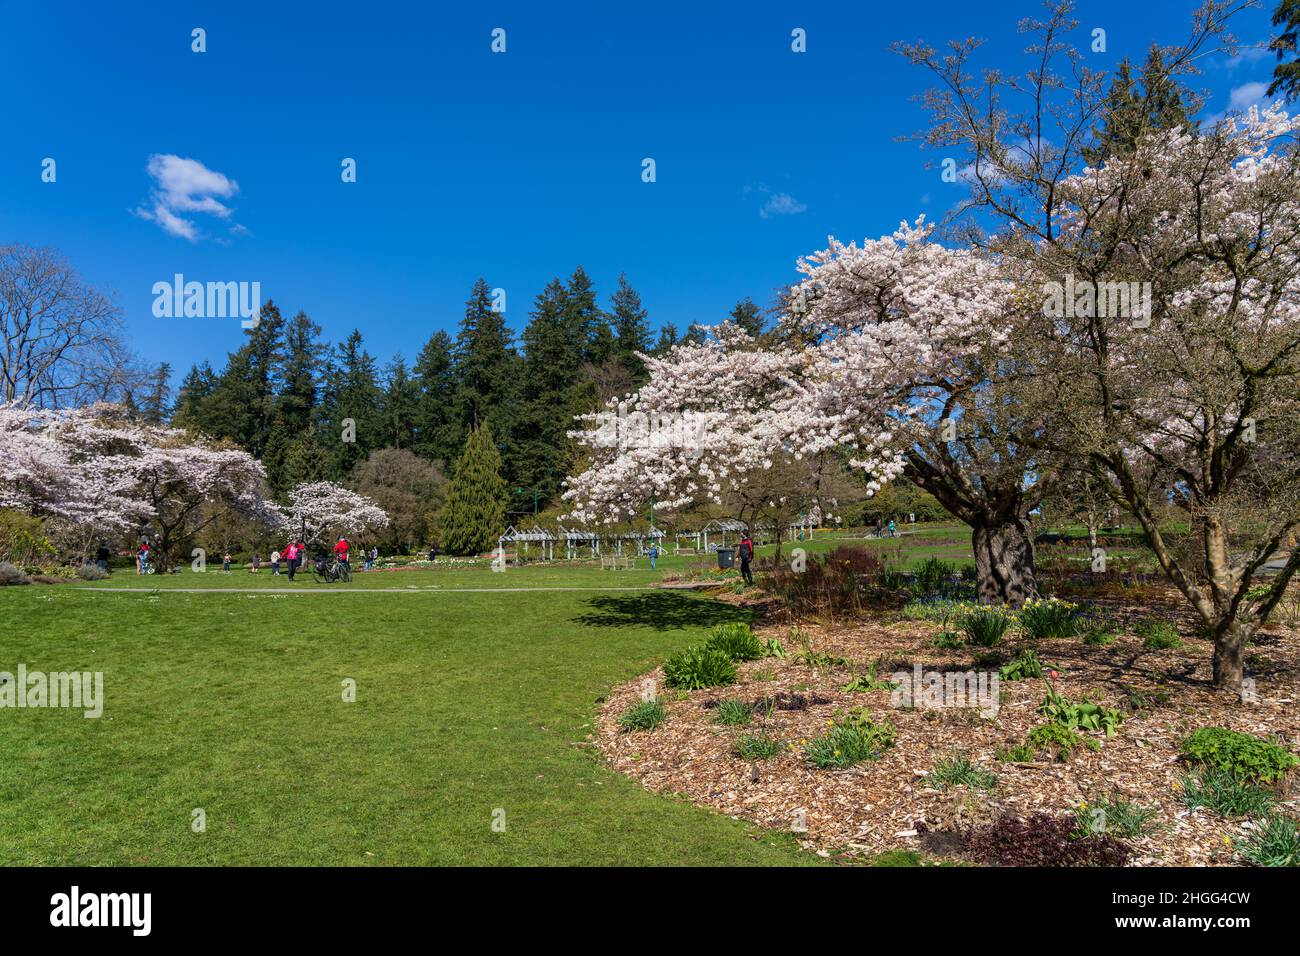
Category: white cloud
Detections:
[
  {"x1": 133, "y1": 154, "x2": 241, "y2": 241},
  {"x1": 759, "y1": 191, "x2": 807, "y2": 219},
  {"x1": 1229, "y1": 81, "x2": 1272, "y2": 112}
]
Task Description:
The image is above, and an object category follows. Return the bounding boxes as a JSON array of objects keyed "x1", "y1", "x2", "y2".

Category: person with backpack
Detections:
[{"x1": 737, "y1": 530, "x2": 754, "y2": 586}]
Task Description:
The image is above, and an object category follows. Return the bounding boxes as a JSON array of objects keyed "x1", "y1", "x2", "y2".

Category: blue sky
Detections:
[{"x1": 0, "y1": 0, "x2": 1283, "y2": 382}]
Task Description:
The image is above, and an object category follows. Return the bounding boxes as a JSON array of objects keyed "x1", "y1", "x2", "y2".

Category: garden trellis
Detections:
[{"x1": 496, "y1": 525, "x2": 557, "y2": 564}]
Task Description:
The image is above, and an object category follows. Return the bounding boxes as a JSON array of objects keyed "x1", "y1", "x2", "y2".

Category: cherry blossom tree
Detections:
[
  {"x1": 0, "y1": 403, "x2": 273, "y2": 569},
  {"x1": 278, "y1": 480, "x2": 389, "y2": 546},
  {"x1": 1024, "y1": 106, "x2": 1300, "y2": 690},
  {"x1": 784, "y1": 220, "x2": 1051, "y2": 604},
  {"x1": 0, "y1": 403, "x2": 148, "y2": 546},
  {"x1": 562, "y1": 325, "x2": 849, "y2": 563}
]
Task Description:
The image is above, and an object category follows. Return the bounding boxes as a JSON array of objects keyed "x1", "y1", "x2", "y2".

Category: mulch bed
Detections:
[{"x1": 593, "y1": 590, "x2": 1300, "y2": 865}]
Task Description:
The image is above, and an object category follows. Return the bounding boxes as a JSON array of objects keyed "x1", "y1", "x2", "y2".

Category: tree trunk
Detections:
[
  {"x1": 972, "y1": 517, "x2": 1039, "y2": 607},
  {"x1": 1212, "y1": 617, "x2": 1254, "y2": 693}
]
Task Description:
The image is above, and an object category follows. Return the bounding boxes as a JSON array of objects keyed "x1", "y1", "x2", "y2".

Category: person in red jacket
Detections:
[
  {"x1": 737, "y1": 530, "x2": 754, "y2": 586},
  {"x1": 333, "y1": 537, "x2": 350, "y2": 572}
]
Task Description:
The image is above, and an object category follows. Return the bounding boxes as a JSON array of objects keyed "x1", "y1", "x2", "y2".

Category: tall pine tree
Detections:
[
  {"x1": 453, "y1": 278, "x2": 519, "y2": 479},
  {"x1": 412, "y1": 329, "x2": 460, "y2": 465},
  {"x1": 440, "y1": 423, "x2": 507, "y2": 555},
  {"x1": 610, "y1": 273, "x2": 651, "y2": 382}
]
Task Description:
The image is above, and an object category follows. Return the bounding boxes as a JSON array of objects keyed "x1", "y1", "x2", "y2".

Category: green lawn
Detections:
[
  {"x1": 0, "y1": 565, "x2": 833, "y2": 865},
  {"x1": 1, "y1": 525, "x2": 991, "y2": 866}
]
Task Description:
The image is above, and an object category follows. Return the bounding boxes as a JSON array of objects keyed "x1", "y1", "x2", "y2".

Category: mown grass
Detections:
[{"x1": 0, "y1": 578, "x2": 829, "y2": 865}]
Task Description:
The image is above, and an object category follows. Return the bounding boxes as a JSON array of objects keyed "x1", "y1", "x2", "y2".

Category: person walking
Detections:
[
  {"x1": 888, "y1": 518, "x2": 896, "y2": 538},
  {"x1": 285, "y1": 541, "x2": 299, "y2": 581},
  {"x1": 222, "y1": 552, "x2": 232, "y2": 573},
  {"x1": 250, "y1": 551, "x2": 261, "y2": 573},
  {"x1": 737, "y1": 530, "x2": 754, "y2": 587},
  {"x1": 370, "y1": 545, "x2": 378, "y2": 570},
  {"x1": 271, "y1": 548, "x2": 281, "y2": 575},
  {"x1": 95, "y1": 541, "x2": 110, "y2": 573}
]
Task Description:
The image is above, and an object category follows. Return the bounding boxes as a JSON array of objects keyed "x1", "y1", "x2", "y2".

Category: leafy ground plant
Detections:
[
  {"x1": 617, "y1": 699, "x2": 666, "y2": 732},
  {"x1": 803, "y1": 708, "x2": 896, "y2": 769},
  {"x1": 1039, "y1": 683, "x2": 1123, "y2": 736},
  {"x1": 999, "y1": 648, "x2": 1048, "y2": 682},
  {"x1": 663, "y1": 645, "x2": 737, "y2": 690},
  {"x1": 930, "y1": 752, "x2": 998, "y2": 790},
  {"x1": 712, "y1": 699, "x2": 753, "y2": 726},
  {"x1": 959, "y1": 605, "x2": 1016, "y2": 647},
  {"x1": 705, "y1": 622, "x2": 764, "y2": 661},
  {"x1": 1177, "y1": 768, "x2": 1275, "y2": 818},
  {"x1": 1073, "y1": 796, "x2": 1160, "y2": 839},
  {"x1": 1236, "y1": 812, "x2": 1300, "y2": 867},
  {"x1": 1137, "y1": 619, "x2": 1182, "y2": 650},
  {"x1": 734, "y1": 731, "x2": 783, "y2": 760},
  {"x1": 842, "y1": 661, "x2": 897, "y2": 693},
  {"x1": 1027, "y1": 723, "x2": 1100, "y2": 761},
  {"x1": 1180, "y1": 727, "x2": 1299, "y2": 784},
  {"x1": 1018, "y1": 597, "x2": 1079, "y2": 639}
]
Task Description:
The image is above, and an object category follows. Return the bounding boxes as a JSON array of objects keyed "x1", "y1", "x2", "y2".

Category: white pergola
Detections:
[
  {"x1": 497, "y1": 525, "x2": 557, "y2": 564},
  {"x1": 558, "y1": 525, "x2": 602, "y2": 560},
  {"x1": 609, "y1": 525, "x2": 665, "y2": 555}
]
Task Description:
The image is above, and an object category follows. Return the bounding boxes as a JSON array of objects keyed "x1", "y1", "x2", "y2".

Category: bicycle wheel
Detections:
[
  {"x1": 312, "y1": 566, "x2": 328, "y2": 584},
  {"x1": 338, "y1": 563, "x2": 351, "y2": 583}
]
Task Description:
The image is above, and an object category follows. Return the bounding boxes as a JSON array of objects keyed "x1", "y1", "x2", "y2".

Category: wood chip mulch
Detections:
[{"x1": 592, "y1": 600, "x2": 1300, "y2": 866}]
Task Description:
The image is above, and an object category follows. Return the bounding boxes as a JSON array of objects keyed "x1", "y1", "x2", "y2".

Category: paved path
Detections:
[{"x1": 74, "y1": 585, "x2": 661, "y2": 595}]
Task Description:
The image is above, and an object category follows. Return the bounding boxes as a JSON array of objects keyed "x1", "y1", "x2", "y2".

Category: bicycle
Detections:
[{"x1": 311, "y1": 557, "x2": 352, "y2": 584}]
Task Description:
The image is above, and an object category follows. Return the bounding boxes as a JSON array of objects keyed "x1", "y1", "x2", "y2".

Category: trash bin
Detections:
[{"x1": 717, "y1": 548, "x2": 736, "y2": 570}]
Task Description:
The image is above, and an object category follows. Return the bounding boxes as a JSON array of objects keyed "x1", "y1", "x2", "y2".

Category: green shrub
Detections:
[
  {"x1": 663, "y1": 645, "x2": 737, "y2": 690},
  {"x1": 1018, "y1": 597, "x2": 1080, "y2": 639},
  {"x1": 617, "y1": 699, "x2": 666, "y2": 732},
  {"x1": 1237, "y1": 812, "x2": 1300, "y2": 866},
  {"x1": 1178, "y1": 767, "x2": 1275, "y2": 817},
  {"x1": 960, "y1": 605, "x2": 1016, "y2": 647},
  {"x1": 1180, "y1": 727, "x2": 1299, "y2": 784},
  {"x1": 1137, "y1": 619, "x2": 1182, "y2": 649},
  {"x1": 705, "y1": 622, "x2": 764, "y2": 661},
  {"x1": 803, "y1": 708, "x2": 896, "y2": 769},
  {"x1": 734, "y1": 731, "x2": 783, "y2": 760},
  {"x1": 1027, "y1": 723, "x2": 1100, "y2": 761},
  {"x1": 930, "y1": 752, "x2": 998, "y2": 790},
  {"x1": 713, "y1": 699, "x2": 753, "y2": 726}
]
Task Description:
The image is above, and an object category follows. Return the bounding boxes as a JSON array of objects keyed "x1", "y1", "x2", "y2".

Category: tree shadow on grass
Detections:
[{"x1": 572, "y1": 591, "x2": 752, "y2": 631}]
